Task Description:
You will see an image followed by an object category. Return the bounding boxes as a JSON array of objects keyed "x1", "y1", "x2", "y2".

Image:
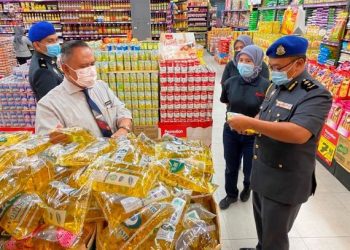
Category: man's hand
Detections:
[
  {"x1": 49, "y1": 124, "x2": 71, "y2": 144},
  {"x1": 227, "y1": 115, "x2": 255, "y2": 134},
  {"x1": 111, "y1": 128, "x2": 128, "y2": 139}
]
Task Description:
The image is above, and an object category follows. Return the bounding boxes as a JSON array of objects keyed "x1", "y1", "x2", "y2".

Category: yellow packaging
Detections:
[
  {"x1": 18, "y1": 135, "x2": 51, "y2": 156},
  {"x1": 85, "y1": 196, "x2": 104, "y2": 222},
  {"x1": 124, "y1": 82, "x2": 131, "y2": 92},
  {"x1": 145, "y1": 101, "x2": 152, "y2": 109},
  {"x1": 0, "y1": 148, "x2": 26, "y2": 173},
  {"x1": 57, "y1": 139, "x2": 115, "y2": 168},
  {"x1": 137, "y1": 91, "x2": 145, "y2": 100},
  {"x1": 100, "y1": 202, "x2": 175, "y2": 250},
  {"x1": 144, "y1": 82, "x2": 152, "y2": 92},
  {"x1": 130, "y1": 73, "x2": 137, "y2": 83},
  {"x1": 117, "y1": 73, "x2": 124, "y2": 84},
  {"x1": 0, "y1": 131, "x2": 31, "y2": 148},
  {"x1": 0, "y1": 166, "x2": 31, "y2": 206},
  {"x1": 49, "y1": 127, "x2": 96, "y2": 144},
  {"x1": 152, "y1": 100, "x2": 159, "y2": 109},
  {"x1": 95, "y1": 183, "x2": 171, "y2": 230},
  {"x1": 144, "y1": 91, "x2": 152, "y2": 100},
  {"x1": 137, "y1": 73, "x2": 144, "y2": 83},
  {"x1": 40, "y1": 181, "x2": 91, "y2": 234},
  {"x1": 130, "y1": 82, "x2": 138, "y2": 92},
  {"x1": 150, "y1": 73, "x2": 158, "y2": 84},
  {"x1": 78, "y1": 159, "x2": 159, "y2": 198},
  {"x1": 17, "y1": 156, "x2": 54, "y2": 192},
  {"x1": 0, "y1": 193, "x2": 43, "y2": 239},
  {"x1": 143, "y1": 72, "x2": 151, "y2": 83},
  {"x1": 137, "y1": 82, "x2": 145, "y2": 92}
]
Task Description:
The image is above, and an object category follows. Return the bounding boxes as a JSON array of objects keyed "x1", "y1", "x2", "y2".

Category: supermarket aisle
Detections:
[{"x1": 206, "y1": 53, "x2": 350, "y2": 250}]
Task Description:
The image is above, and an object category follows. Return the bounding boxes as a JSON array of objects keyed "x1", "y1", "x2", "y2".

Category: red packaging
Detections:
[
  {"x1": 194, "y1": 100, "x2": 201, "y2": 109},
  {"x1": 160, "y1": 99, "x2": 167, "y2": 109},
  {"x1": 187, "y1": 109, "x2": 194, "y2": 121},
  {"x1": 174, "y1": 92, "x2": 181, "y2": 101},
  {"x1": 209, "y1": 71, "x2": 215, "y2": 82},
  {"x1": 160, "y1": 91, "x2": 167, "y2": 101},
  {"x1": 180, "y1": 100, "x2": 187, "y2": 109},
  {"x1": 194, "y1": 72, "x2": 201, "y2": 84},
  {"x1": 194, "y1": 91, "x2": 201, "y2": 101},
  {"x1": 168, "y1": 73, "x2": 175, "y2": 84},
  {"x1": 193, "y1": 109, "x2": 200, "y2": 121},
  {"x1": 160, "y1": 73, "x2": 167, "y2": 84},
  {"x1": 188, "y1": 83, "x2": 195, "y2": 92},
  {"x1": 188, "y1": 73, "x2": 195, "y2": 83},
  {"x1": 206, "y1": 109, "x2": 212, "y2": 120},
  {"x1": 167, "y1": 101, "x2": 174, "y2": 110},
  {"x1": 174, "y1": 100, "x2": 181, "y2": 109},
  {"x1": 187, "y1": 92, "x2": 194, "y2": 101},
  {"x1": 207, "y1": 91, "x2": 214, "y2": 100},
  {"x1": 180, "y1": 82, "x2": 188, "y2": 92},
  {"x1": 167, "y1": 92, "x2": 174, "y2": 102},
  {"x1": 200, "y1": 100, "x2": 208, "y2": 109},
  {"x1": 180, "y1": 93, "x2": 188, "y2": 102},
  {"x1": 200, "y1": 91, "x2": 208, "y2": 101},
  {"x1": 173, "y1": 110, "x2": 180, "y2": 120}
]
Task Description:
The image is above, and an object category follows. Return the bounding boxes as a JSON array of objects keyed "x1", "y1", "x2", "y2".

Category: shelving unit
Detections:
[
  {"x1": 187, "y1": 2, "x2": 209, "y2": 47},
  {"x1": 150, "y1": 0, "x2": 170, "y2": 40},
  {"x1": 173, "y1": 0, "x2": 188, "y2": 33}
]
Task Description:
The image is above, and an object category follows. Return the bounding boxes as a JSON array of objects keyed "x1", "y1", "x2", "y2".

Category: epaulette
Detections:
[
  {"x1": 301, "y1": 79, "x2": 318, "y2": 92},
  {"x1": 38, "y1": 58, "x2": 48, "y2": 69}
]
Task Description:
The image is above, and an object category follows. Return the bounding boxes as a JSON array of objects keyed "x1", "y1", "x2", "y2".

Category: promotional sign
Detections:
[
  {"x1": 317, "y1": 125, "x2": 340, "y2": 166},
  {"x1": 334, "y1": 135, "x2": 350, "y2": 173}
]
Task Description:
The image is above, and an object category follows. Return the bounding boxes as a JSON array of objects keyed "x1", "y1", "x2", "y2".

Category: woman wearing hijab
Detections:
[
  {"x1": 13, "y1": 26, "x2": 33, "y2": 65},
  {"x1": 219, "y1": 45, "x2": 270, "y2": 210},
  {"x1": 221, "y1": 35, "x2": 270, "y2": 84}
]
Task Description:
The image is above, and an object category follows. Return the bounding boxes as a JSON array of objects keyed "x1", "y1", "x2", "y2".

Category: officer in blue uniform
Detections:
[
  {"x1": 227, "y1": 36, "x2": 332, "y2": 250},
  {"x1": 28, "y1": 21, "x2": 64, "y2": 101}
]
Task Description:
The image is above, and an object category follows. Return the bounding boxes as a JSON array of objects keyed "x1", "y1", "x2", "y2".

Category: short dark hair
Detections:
[{"x1": 61, "y1": 40, "x2": 90, "y2": 63}]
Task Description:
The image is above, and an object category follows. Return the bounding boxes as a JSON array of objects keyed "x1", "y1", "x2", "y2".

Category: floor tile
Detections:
[{"x1": 303, "y1": 237, "x2": 350, "y2": 250}]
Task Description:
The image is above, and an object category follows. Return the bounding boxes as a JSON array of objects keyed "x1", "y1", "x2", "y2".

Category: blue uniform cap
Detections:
[
  {"x1": 28, "y1": 21, "x2": 56, "y2": 42},
  {"x1": 266, "y1": 35, "x2": 308, "y2": 58}
]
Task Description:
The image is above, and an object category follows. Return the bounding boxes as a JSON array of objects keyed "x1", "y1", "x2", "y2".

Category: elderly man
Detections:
[
  {"x1": 28, "y1": 21, "x2": 64, "y2": 100},
  {"x1": 35, "y1": 40, "x2": 132, "y2": 138},
  {"x1": 229, "y1": 36, "x2": 332, "y2": 250}
]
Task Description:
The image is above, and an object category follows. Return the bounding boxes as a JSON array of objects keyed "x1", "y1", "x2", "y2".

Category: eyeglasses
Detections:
[{"x1": 268, "y1": 59, "x2": 299, "y2": 72}]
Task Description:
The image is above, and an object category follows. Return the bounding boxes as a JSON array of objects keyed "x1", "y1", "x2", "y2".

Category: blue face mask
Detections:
[
  {"x1": 46, "y1": 43, "x2": 61, "y2": 57},
  {"x1": 237, "y1": 63, "x2": 255, "y2": 78},
  {"x1": 271, "y1": 71, "x2": 291, "y2": 86}
]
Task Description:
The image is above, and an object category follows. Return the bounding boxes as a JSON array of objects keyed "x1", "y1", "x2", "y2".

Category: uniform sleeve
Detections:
[
  {"x1": 261, "y1": 62, "x2": 270, "y2": 80},
  {"x1": 220, "y1": 80, "x2": 229, "y2": 104},
  {"x1": 32, "y1": 69, "x2": 58, "y2": 100},
  {"x1": 290, "y1": 88, "x2": 332, "y2": 137},
  {"x1": 35, "y1": 100, "x2": 64, "y2": 135},
  {"x1": 106, "y1": 84, "x2": 132, "y2": 123},
  {"x1": 221, "y1": 62, "x2": 232, "y2": 85}
]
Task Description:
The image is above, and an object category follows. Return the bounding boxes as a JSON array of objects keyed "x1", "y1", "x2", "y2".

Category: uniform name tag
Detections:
[
  {"x1": 276, "y1": 100, "x2": 293, "y2": 110},
  {"x1": 105, "y1": 100, "x2": 112, "y2": 108}
]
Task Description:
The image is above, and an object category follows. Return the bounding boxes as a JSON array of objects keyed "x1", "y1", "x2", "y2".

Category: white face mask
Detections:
[{"x1": 66, "y1": 65, "x2": 97, "y2": 88}]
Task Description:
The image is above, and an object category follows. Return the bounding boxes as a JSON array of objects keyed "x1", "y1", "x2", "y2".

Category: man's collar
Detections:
[
  {"x1": 282, "y1": 70, "x2": 309, "y2": 92},
  {"x1": 62, "y1": 78, "x2": 83, "y2": 95}
]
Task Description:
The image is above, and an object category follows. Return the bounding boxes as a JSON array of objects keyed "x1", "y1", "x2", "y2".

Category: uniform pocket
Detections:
[{"x1": 271, "y1": 107, "x2": 292, "y2": 122}]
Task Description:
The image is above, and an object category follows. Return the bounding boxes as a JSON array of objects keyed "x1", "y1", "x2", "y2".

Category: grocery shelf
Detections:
[
  {"x1": 174, "y1": 19, "x2": 188, "y2": 21},
  {"x1": 224, "y1": 9, "x2": 250, "y2": 12},
  {"x1": 21, "y1": 10, "x2": 60, "y2": 13},
  {"x1": 187, "y1": 6, "x2": 208, "y2": 8},
  {"x1": 59, "y1": 9, "x2": 131, "y2": 12},
  {"x1": 321, "y1": 40, "x2": 340, "y2": 47},
  {"x1": 258, "y1": 6, "x2": 288, "y2": 10},
  {"x1": 303, "y1": 1, "x2": 348, "y2": 8},
  {"x1": 23, "y1": 21, "x2": 61, "y2": 24},
  {"x1": 341, "y1": 50, "x2": 350, "y2": 55},
  {"x1": 343, "y1": 39, "x2": 350, "y2": 42},
  {"x1": 108, "y1": 70, "x2": 159, "y2": 74},
  {"x1": 0, "y1": 32, "x2": 14, "y2": 34},
  {"x1": 62, "y1": 34, "x2": 127, "y2": 38},
  {"x1": 188, "y1": 19, "x2": 207, "y2": 22},
  {"x1": 61, "y1": 21, "x2": 131, "y2": 24},
  {"x1": 151, "y1": 22, "x2": 167, "y2": 24},
  {"x1": 151, "y1": 10, "x2": 167, "y2": 13}
]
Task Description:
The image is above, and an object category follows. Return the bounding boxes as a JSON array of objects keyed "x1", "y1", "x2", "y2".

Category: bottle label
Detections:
[
  {"x1": 186, "y1": 210, "x2": 200, "y2": 220},
  {"x1": 156, "y1": 223, "x2": 176, "y2": 242},
  {"x1": 46, "y1": 207, "x2": 66, "y2": 227},
  {"x1": 169, "y1": 198, "x2": 186, "y2": 226},
  {"x1": 123, "y1": 214, "x2": 142, "y2": 229},
  {"x1": 169, "y1": 159, "x2": 185, "y2": 173},
  {"x1": 0, "y1": 193, "x2": 22, "y2": 219},
  {"x1": 94, "y1": 171, "x2": 139, "y2": 188},
  {"x1": 120, "y1": 197, "x2": 143, "y2": 213}
]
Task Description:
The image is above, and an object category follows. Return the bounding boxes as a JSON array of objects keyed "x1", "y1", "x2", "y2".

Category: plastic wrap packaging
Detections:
[
  {"x1": 17, "y1": 135, "x2": 52, "y2": 156},
  {"x1": 0, "y1": 132, "x2": 31, "y2": 148},
  {"x1": 94, "y1": 183, "x2": 171, "y2": 230},
  {"x1": 49, "y1": 127, "x2": 97, "y2": 144},
  {"x1": 0, "y1": 166, "x2": 31, "y2": 207},
  {"x1": 40, "y1": 143, "x2": 83, "y2": 166},
  {"x1": 182, "y1": 204, "x2": 216, "y2": 229},
  {"x1": 0, "y1": 148, "x2": 26, "y2": 173},
  {"x1": 85, "y1": 196, "x2": 105, "y2": 223},
  {"x1": 155, "y1": 135, "x2": 214, "y2": 174},
  {"x1": 76, "y1": 158, "x2": 159, "y2": 198},
  {"x1": 57, "y1": 139, "x2": 116, "y2": 168},
  {"x1": 154, "y1": 159, "x2": 217, "y2": 194},
  {"x1": 0, "y1": 193, "x2": 43, "y2": 240},
  {"x1": 39, "y1": 181, "x2": 91, "y2": 234},
  {"x1": 109, "y1": 136, "x2": 139, "y2": 165},
  {"x1": 151, "y1": 191, "x2": 192, "y2": 250},
  {"x1": 16, "y1": 156, "x2": 54, "y2": 193},
  {"x1": 99, "y1": 202, "x2": 175, "y2": 250}
]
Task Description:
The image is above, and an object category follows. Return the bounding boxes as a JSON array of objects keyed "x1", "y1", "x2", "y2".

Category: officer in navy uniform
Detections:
[
  {"x1": 227, "y1": 36, "x2": 332, "y2": 250},
  {"x1": 28, "y1": 21, "x2": 64, "y2": 101}
]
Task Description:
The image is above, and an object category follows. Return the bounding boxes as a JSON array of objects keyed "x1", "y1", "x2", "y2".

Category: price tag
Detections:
[{"x1": 317, "y1": 136, "x2": 336, "y2": 164}]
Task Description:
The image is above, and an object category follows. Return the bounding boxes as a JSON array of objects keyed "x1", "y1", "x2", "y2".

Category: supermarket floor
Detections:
[{"x1": 207, "y1": 53, "x2": 350, "y2": 250}]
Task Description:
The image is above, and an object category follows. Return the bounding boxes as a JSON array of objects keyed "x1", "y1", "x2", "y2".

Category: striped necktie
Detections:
[{"x1": 83, "y1": 88, "x2": 113, "y2": 138}]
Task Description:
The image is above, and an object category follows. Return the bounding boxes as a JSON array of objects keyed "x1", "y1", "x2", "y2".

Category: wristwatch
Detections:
[{"x1": 118, "y1": 125, "x2": 131, "y2": 133}]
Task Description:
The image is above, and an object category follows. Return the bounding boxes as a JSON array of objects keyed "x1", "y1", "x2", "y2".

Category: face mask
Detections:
[
  {"x1": 271, "y1": 61, "x2": 297, "y2": 86},
  {"x1": 237, "y1": 63, "x2": 255, "y2": 78},
  {"x1": 46, "y1": 43, "x2": 61, "y2": 57},
  {"x1": 67, "y1": 65, "x2": 97, "y2": 88}
]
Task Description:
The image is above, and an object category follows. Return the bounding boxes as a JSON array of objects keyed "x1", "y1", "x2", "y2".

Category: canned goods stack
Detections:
[
  {"x1": 159, "y1": 58, "x2": 215, "y2": 123},
  {"x1": 0, "y1": 64, "x2": 36, "y2": 128},
  {"x1": 0, "y1": 37, "x2": 17, "y2": 79},
  {"x1": 94, "y1": 42, "x2": 161, "y2": 127}
]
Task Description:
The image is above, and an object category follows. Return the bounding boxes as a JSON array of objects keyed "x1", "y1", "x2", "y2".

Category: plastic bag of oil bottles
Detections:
[
  {"x1": 0, "y1": 131, "x2": 31, "y2": 148},
  {"x1": 94, "y1": 182, "x2": 172, "y2": 230}
]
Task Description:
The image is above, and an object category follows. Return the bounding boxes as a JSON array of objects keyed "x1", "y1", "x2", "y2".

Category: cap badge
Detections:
[{"x1": 276, "y1": 45, "x2": 286, "y2": 56}]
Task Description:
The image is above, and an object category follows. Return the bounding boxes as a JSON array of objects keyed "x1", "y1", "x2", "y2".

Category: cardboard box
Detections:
[
  {"x1": 159, "y1": 121, "x2": 213, "y2": 146},
  {"x1": 334, "y1": 135, "x2": 350, "y2": 173},
  {"x1": 133, "y1": 125, "x2": 160, "y2": 140}
]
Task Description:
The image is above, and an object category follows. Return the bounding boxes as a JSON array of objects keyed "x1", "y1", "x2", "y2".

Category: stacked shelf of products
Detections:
[
  {"x1": 91, "y1": 40, "x2": 160, "y2": 127},
  {"x1": 187, "y1": 0, "x2": 209, "y2": 47},
  {"x1": 223, "y1": 0, "x2": 251, "y2": 30},
  {"x1": 0, "y1": 36, "x2": 17, "y2": 78},
  {"x1": 0, "y1": 1, "x2": 22, "y2": 34},
  {"x1": 151, "y1": 0, "x2": 170, "y2": 40},
  {"x1": 209, "y1": 5, "x2": 217, "y2": 28},
  {"x1": 172, "y1": 0, "x2": 188, "y2": 33},
  {"x1": 0, "y1": 0, "x2": 132, "y2": 41}
]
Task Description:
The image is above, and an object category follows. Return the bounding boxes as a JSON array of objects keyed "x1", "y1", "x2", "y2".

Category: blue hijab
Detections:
[
  {"x1": 233, "y1": 35, "x2": 254, "y2": 67},
  {"x1": 236, "y1": 45, "x2": 264, "y2": 83}
]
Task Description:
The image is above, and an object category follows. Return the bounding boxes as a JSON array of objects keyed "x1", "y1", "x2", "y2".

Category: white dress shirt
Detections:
[{"x1": 35, "y1": 78, "x2": 132, "y2": 137}]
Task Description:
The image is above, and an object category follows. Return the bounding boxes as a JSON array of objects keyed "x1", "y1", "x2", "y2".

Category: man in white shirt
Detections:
[{"x1": 35, "y1": 40, "x2": 132, "y2": 138}]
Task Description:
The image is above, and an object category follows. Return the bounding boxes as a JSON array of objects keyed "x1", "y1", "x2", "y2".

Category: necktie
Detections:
[{"x1": 83, "y1": 88, "x2": 113, "y2": 138}]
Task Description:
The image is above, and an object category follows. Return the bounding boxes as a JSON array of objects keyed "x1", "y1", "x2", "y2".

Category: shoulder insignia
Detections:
[
  {"x1": 301, "y1": 79, "x2": 318, "y2": 92},
  {"x1": 38, "y1": 58, "x2": 48, "y2": 69},
  {"x1": 287, "y1": 80, "x2": 298, "y2": 92}
]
